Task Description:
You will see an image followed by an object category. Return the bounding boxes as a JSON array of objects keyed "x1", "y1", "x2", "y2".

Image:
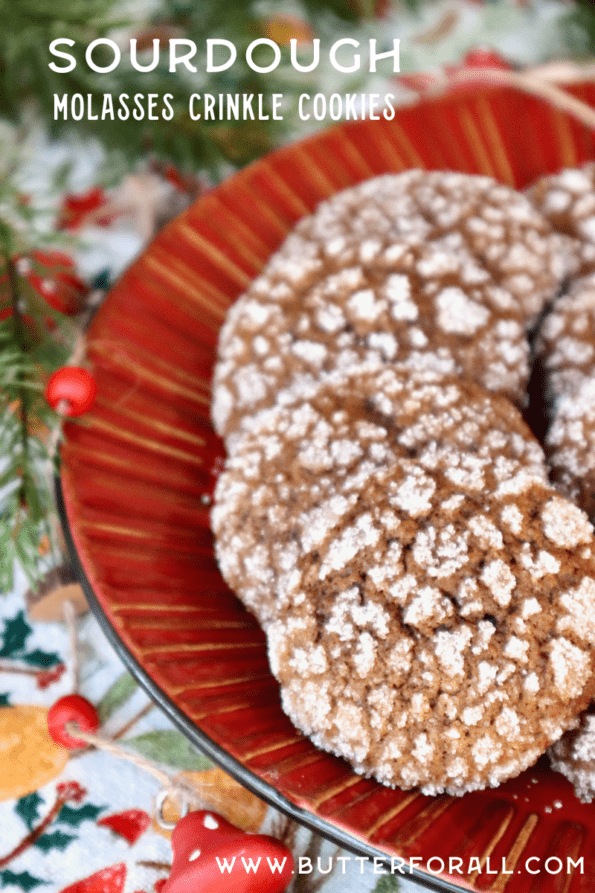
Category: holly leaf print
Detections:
[
  {"x1": 34, "y1": 830, "x2": 77, "y2": 853},
  {"x1": 0, "y1": 614, "x2": 60, "y2": 667},
  {"x1": 91, "y1": 269, "x2": 111, "y2": 291},
  {"x1": 0, "y1": 612, "x2": 31, "y2": 658},
  {"x1": 0, "y1": 869, "x2": 46, "y2": 891},
  {"x1": 15, "y1": 792, "x2": 44, "y2": 831},
  {"x1": 57, "y1": 803, "x2": 106, "y2": 828},
  {"x1": 20, "y1": 649, "x2": 61, "y2": 668}
]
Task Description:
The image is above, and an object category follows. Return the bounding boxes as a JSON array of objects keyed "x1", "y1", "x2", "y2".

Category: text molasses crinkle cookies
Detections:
[{"x1": 210, "y1": 168, "x2": 595, "y2": 798}]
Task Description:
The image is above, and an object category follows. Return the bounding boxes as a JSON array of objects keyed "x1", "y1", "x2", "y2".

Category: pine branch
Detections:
[
  {"x1": 5, "y1": 255, "x2": 30, "y2": 504},
  {"x1": 563, "y1": 1, "x2": 595, "y2": 57},
  {"x1": 0, "y1": 202, "x2": 76, "y2": 591}
]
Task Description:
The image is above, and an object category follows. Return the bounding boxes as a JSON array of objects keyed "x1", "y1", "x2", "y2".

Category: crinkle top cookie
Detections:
[
  {"x1": 212, "y1": 364, "x2": 548, "y2": 628},
  {"x1": 537, "y1": 272, "x2": 595, "y2": 397},
  {"x1": 536, "y1": 273, "x2": 595, "y2": 515},
  {"x1": 526, "y1": 163, "x2": 595, "y2": 276},
  {"x1": 294, "y1": 171, "x2": 565, "y2": 323},
  {"x1": 215, "y1": 366, "x2": 595, "y2": 796},
  {"x1": 549, "y1": 704, "x2": 595, "y2": 803},
  {"x1": 545, "y1": 377, "x2": 595, "y2": 518},
  {"x1": 212, "y1": 171, "x2": 564, "y2": 440}
]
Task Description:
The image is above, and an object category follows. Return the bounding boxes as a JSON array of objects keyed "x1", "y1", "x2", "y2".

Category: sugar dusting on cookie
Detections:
[
  {"x1": 536, "y1": 274, "x2": 595, "y2": 517},
  {"x1": 213, "y1": 365, "x2": 595, "y2": 795},
  {"x1": 213, "y1": 171, "x2": 565, "y2": 441},
  {"x1": 527, "y1": 163, "x2": 595, "y2": 276},
  {"x1": 211, "y1": 168, "x2": 595, "y2": 799}
]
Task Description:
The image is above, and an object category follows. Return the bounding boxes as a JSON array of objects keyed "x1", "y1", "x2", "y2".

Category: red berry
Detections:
[
  {"x1": 37, "y1": 663, "x2": 66, "y2": 690},
  {"x1": 48, "y1": 694, "x2": 100, "y2": 749},
  {"x1": 45, "y1": 366, "x2": 97, "y2": 416}
]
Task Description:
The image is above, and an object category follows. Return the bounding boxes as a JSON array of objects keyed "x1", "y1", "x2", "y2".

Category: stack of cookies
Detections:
[
  {"x1": 527, "y1": 164, "x2": 595, "y2": 802},
  {"x1": 211, "y1": 169, "x2": 595, "y2": 798}
]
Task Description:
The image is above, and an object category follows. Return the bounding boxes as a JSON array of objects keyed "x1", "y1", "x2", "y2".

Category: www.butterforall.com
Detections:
[{"x1": 215, "y1": 854, "x2": 584, "y2": 877}]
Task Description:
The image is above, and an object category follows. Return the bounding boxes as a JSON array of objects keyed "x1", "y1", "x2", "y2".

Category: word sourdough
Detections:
[{"x1": 49, "y1": 38, "x2": 400, "y2": 75}]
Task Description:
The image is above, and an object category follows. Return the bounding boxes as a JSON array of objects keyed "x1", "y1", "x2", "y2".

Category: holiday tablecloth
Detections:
[
  {"x1": 2, "y1": 1, "x2": 595, "y2": 890},
  {"x1": 0, "y1": 575, "x2": 410, "y2": 893}
]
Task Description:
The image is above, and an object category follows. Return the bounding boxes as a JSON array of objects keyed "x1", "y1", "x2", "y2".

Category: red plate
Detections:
[{"x1": 59, "y1": 81, "x2": 595, "y2": 892}]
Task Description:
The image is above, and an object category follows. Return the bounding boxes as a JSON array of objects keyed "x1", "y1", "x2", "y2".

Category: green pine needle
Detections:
[{"x1": 0, "y1": 200, "x2": 73, "y2": 591}]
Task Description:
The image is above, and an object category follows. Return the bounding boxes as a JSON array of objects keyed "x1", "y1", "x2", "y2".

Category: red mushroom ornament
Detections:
[{"x1": 162, "y1": 810, "x2": 294, "y2": 893}]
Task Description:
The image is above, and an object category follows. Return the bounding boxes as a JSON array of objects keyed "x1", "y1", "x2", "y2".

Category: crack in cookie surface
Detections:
[
  {"x1": 213, "y1": 365, "x2": 595, "y2": 795},
  {"x1": 213, "y1": 171, "x2": 565, "y2": 440}
]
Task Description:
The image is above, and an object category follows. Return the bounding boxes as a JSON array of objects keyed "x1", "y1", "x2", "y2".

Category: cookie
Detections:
[
  {"x1": 527, "y1": 164, "x2": 595, "y2": 276},
  {"x1": 545, "y1": 377, "x2": 595, "y2": 518},
  {"x1": 210, "y1": 167, "x2": 595, "y2": 798},
  {"x1": 536, "y1": 273, "x2": 595, "y2": 516},
  {"x1": 212, "y1": 364, "x2": 548, "y2": 628},
  {"x1": 549, "y1": 705, "x2": 595, "y2": 803},
  {"x1": 212, "y1": 171, "x2": 564, "y2": 440},
  {"x1": 214, "y1": 243, "x2": 531, "y2": 444},
  {"x1": 231, "y1": 366, "x2": 595, "y2": 795},
  {"x1": 295, "y1": 170, "x2": 566, "y2": 325}
]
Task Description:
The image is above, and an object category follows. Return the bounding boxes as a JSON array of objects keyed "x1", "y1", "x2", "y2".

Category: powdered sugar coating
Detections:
[
  {"x1": 550, "y1": 705, "x2": 595, "y2": 803},
  {"x1": 295, "y1": 171, "x2": 565, "y2": 324},
  {"x1": 546, "y1": 377, "x2": 595, "y2": 517},
  {"x1": 212, "y1": 171, "x2": 563, "y2": 439},
  {"x1": 526, "y1": 163, "x2": 595, "y2": 276},
  {"x1": 213, "y1": 365, "x2": 546, "y2": 626},
  {"x1": 212, "y1": 365, "x2": 595, "y2": 795},
  {"x1": 537, "y1": 274, "x2": 595, "y2": 516},
  {"x1": 538, "y1": 273, "x2": 595, "y2": 394}
]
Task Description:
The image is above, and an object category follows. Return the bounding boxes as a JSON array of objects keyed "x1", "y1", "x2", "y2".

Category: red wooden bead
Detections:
[
  {"x1": 45, "y1": 366, "x2": 97, "y2": 416},
  {"x1": 163, "y1": 811, "x2": 294, "y2": 893},
  {"x1": 47, "y1": 694, "x2": 100, "y2": 749}
]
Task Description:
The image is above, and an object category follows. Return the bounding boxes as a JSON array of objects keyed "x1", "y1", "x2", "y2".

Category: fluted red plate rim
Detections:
[
  {"x1": 56, "y1": 477, "x2": 471, "y2": 893},
  {"x1": 58, "y1": 80, "x2": 595, "y2": 893}
]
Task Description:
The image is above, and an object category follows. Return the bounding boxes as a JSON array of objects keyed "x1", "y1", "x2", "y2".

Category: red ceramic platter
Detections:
[{"x1": 59, "y1": 80, "x2": 595, "y2": 893}]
